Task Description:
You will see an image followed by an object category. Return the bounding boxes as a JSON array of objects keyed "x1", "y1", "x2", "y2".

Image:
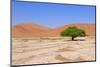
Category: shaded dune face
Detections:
[{"x1": 12, "y1": 23, "x2": 95, "y2": 37}]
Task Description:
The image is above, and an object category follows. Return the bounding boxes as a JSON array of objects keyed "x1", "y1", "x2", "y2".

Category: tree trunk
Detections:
[{"x1": 72, "y1": 37, "x2": 74, "y2": 41}]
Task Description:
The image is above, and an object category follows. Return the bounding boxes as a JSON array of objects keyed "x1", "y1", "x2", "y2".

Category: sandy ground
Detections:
[{"x1": 12, "y1": 36, "x2": 96, "y2": 65}]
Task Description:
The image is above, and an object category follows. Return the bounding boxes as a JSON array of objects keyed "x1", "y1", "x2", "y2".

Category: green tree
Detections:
[{"x1": 61, "y1": 27, "x2": 86, "y2": 41}]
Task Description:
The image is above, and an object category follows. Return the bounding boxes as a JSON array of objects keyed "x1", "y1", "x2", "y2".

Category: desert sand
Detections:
[
  {"x1": 12, "y1": 36, "x2": 95, "y2": 65},
  {"x1": 12, "y1": 23, "x2": 96, "y2": 65}
]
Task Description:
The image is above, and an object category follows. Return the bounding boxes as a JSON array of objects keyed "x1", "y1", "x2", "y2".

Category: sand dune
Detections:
[
  {"x1": 54, "y1": 24, "x2": 95, "y2": 36},
  {"x1": 12, "y1": 23, "x2": 53, "y2": 37},
  {"x1": 12, "y1": 23, "x2": 95, "y2": 37}
]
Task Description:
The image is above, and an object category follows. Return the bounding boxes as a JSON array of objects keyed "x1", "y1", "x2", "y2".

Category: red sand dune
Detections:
[
  {"x1": 54, "y1": 24, "x2": 95, "y2": 36},
  {"x1": 12, "y1": 23, "x2": 95, "y2": 37}
]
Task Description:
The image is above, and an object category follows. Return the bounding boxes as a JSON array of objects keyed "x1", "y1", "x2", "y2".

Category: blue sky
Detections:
[{"x1": 12, "y1": 0, "x2": 96, "y2": 28}]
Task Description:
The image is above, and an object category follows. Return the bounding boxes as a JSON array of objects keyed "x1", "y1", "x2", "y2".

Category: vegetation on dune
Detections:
[{"x1": 61, "y1": 27, "x2": 86, "y2": 41}]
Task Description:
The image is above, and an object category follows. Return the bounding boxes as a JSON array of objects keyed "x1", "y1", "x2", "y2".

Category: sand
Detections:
[
  {"x1": 12, "y1": 24, "x2": 95, "y2": 37},
  {"x1": 12, "y1": 36, "x2": 96, "y2": 65}
]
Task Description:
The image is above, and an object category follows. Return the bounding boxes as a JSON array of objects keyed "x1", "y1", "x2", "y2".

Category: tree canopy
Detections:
[{"x1": 61, "y1": 27, "x2": 86, "y2": 40}]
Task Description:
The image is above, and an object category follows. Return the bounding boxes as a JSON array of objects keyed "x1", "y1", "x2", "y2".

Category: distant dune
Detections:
[
  {"x1": 54, "y1": 24, "x2": 95, "y2": 36},
  {"x1": 12, "y1": 23, "x2": 95, "y2": 37}
]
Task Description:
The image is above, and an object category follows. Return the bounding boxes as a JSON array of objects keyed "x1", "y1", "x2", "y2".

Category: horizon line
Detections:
[{"x1": 12, "y1": 22, "x2": 95, "y2": 29}]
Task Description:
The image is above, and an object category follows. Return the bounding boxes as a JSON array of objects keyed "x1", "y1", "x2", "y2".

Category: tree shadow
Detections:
[{"x1": 66, "y1": 39, "x2": 85, "y2": 41}]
